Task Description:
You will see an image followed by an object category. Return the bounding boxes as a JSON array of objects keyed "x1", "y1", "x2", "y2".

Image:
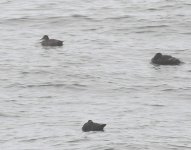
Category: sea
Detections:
[{"x1": 0, "y1": 0, "x2": 191, "y2": 149}]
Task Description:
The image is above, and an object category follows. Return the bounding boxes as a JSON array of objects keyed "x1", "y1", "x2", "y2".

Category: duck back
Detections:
[
  {"x1": 41, "y1": 39, "x2": 63, "y2": 46},
  {"x1": 151, "y1": 54, "x2": 181, "y2": 65},
  {"x1": 82, "y1": 120, "x2": 106, "y2": 132}
]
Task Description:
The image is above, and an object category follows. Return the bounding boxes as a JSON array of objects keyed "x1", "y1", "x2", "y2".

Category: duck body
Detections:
[
  {"x1": 82, "y1": 120, "x2": 106, "y2": 132},
  {"x1": 41, "y1": 35, "x2": 63, "y2": 46},
  {"x1": 151, "y1": 53, "x2": 181, "y2": 65}
]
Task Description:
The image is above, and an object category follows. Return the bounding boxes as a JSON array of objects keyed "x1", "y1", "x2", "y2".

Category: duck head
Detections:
[
  {"x1": 153, "y1": 53, "x2": 162, "y2": 60},
  {"x1": 41, "y1": 35, "x2": 49, "y2": 40},
  {"x1": 88, "y1": 120, "x2": 93, "y2": 124}
]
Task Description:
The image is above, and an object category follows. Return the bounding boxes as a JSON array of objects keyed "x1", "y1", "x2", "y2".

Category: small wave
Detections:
[
  {"x1": 21, "y1": 70, "x2": 52, "y2": 75},
  {"x1": 71, "y1": 14, "x2": 87, "y2": 18},
  {"x1": 134, "y1": 30, "x2": 156, "y2": 34},
  {"x1": 162, "y1": 88, "x2": 175, "y2": 91},
  {"x1": 0, "y1": 17, "x2": 42, "y2": 25},
  {"x1": 6, "y1": 82, "x2": 88, "y2": 89},
  {"x1": 181, "y1": 32, "x2": 191, "y2": 35},
  {"x1": 106, "y1": 15, "x2": 132, "y2": 20},
  {"x1": 184, "y1": 3, "x2": 191, "y2": 6},
  {"x1": 27, "y1": 83, "x2": 66, "y2": 88},
  {"x1": 5, "y1": 83, "x2": 25, "y2": 88},
  {"x1": 5, "y1": 83, "x2": 65, "y2": 88},
  {"x1": 71, "y1": 14, "x2": 95, "y2": 21},
  {"x1": 168, "y1": 144, "x2": 191, "y2": 149},
  {"x1": 160, "y1": 4, "x2": 175, "y2": 9},
  {"x1": 144, "y1": 104, "x2": 165, "y2": 107},
  {"x1": 146, "y1": 8, "x2": 159, "y2": 11},
  {"x1": 72, "y1": 83, "x2": 87, "y2": 87},
  {"x1": 26, "y1": 83, "x2": 88, "y2": 89},
  {"x1": 20, "y1": 136, "x2": 60, "y2": 143},
  {"x1": 37, "y1": 96, "x2": 53, "y2": 99},
  {"x1": 0, "y1": 0, "x2": 10, "y2": 4},
  {"x1": 67, "y1": 138, "x2": 89, "y2": 143},
  {"x1": 81, "y1": 28, "x2": 98, "y2": 31},
  {"x1": 0, "y1": 112, "x2": 20, "y2": 118},
  {"x1": 2, "y1": 17, "x2": 31, "y2": 22},
  {"x1": 0, "y1": 113, "x2": 10, "y2": 117},
  {"x1": 150, "y1": 104, "x2": 165, "y2": 107},
  {"x1": 136, "y1": 24, "x2": 169, "y2": 29}
]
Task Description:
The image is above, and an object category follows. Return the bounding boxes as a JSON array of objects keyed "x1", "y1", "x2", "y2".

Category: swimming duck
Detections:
[
  {"x1": 41, "y1": 35, "x2": 63, "y2": 46},
  {"x1": 151, "y1": 53, "x2": 181, "y2": 65},
  {"x1": 82, "y1": 120, "x2": 106, "y2": 132}
]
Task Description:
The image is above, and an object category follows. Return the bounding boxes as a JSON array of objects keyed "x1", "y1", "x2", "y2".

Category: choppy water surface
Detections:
[{"x1": 0, "y1": 0, "x2": 191, "y2": 149}]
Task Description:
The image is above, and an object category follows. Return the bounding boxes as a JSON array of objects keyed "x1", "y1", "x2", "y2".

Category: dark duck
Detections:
[
  {"x1": 82, "y1": 120, "x2": 106, "y2": 132},
  {"x1": 41, "y1": 35, "x2": 63, "y2": 46},
  {"x1": 151, "y1": 53, "x2": 182, "y2": 65}
]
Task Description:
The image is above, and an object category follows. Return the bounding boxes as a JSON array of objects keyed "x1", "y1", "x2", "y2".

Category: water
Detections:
[{"x1": 0, "y1": 0, "x2": 191, "y2": 149}]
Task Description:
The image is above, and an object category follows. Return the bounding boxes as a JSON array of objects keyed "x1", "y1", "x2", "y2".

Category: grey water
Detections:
[{"x1": 0, "y1": 0, "x2": 191, "y2": 149}]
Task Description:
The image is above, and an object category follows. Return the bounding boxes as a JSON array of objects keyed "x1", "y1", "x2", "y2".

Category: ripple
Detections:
[
  {"x1": 136, "y1": 24, "x2": 169, "y2": 29},
  {"x1": 67, "y1": 138, "x2": 89, "y2": 143},
  {"x1": 105, "y1": 15, "x2": 132, "y2": 20},
  {"x1": 168, "y1": 144, "x2": 191, "y2": 149},
  {"x1": 26, "y1": 83, "x2": 67, "y2": 88},
  {"x1": 144, "y1": 104, "x2": 166, "y2": 107},
  {"x1": 0, "y1": 112, "x2": 20, "y2": 118}
]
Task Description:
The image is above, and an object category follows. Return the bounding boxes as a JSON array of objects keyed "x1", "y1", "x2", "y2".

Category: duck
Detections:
[
  {"x1": 40, "y1": 35, "x2": 63, "y2": 46},
  {"x1": 82, "y1": 120, "x2": 106, "y2": 132},
  {"x1": 151, "y1": 53, "x2": 181, "y2": 65}
]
